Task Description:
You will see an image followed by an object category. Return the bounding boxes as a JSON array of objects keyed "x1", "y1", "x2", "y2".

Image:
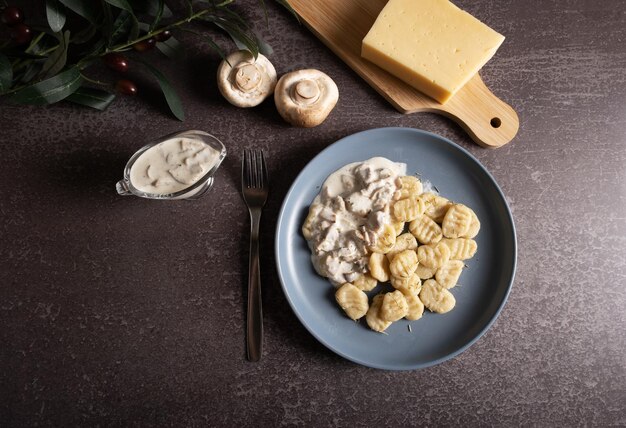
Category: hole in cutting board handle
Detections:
[{"x1": 490, "y1": 117, "x2": 502, "y2": 128}]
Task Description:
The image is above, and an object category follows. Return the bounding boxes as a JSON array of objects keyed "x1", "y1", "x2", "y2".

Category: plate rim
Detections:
[{"x1": 275, "y1": 127, "x2": 517, "y2": 370}]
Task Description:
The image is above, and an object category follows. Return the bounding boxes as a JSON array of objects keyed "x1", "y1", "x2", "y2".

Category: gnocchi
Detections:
[
  {"x1": 366, "y1": 294, "x2": 392, "y2": 333},
  {"x1": 409, "y1": 214, "x2": 443, "y2": 244},
  {"x1": 391, "y1": 221, "x2": 405, "y2": 236},
  {"x1": 424, "y1": 194, "x2": 453, "y2": 223},
  {"x1": 417, "y1": 242, "x2": 451, "y2": 269},
  {"x1": 392, "y1": 197, "x2": 426, "y2": 222},
  {"x1": 435, "y1": 260, "x2": 464, "y2": 289},
  {"x1": 420, "y1": 279, "x2": 456, "y2": 313},
  {"x1": 395, "y1": 175, "x2": 423, "y2": 200},
  {"x1": 303, "y1": 158, "x2": 482, "y2": 334},
  {"x1": 415, "y1": 263, "x2": 437, "y2": 280},
  {"x1": 442, "y1": 204, "x2": 473, "y2": 238},
  {"x1": 352, "y1": 274, "x2": 378, "y2": 292},
  {"x1": 389, "y1": 249, "x2": 418, "y2": 278},
  {"x1": 390, "y1": 273, "x2": 422, "y2": 295},
  {"x1": 440, "y1": 238, "x2": 478, "y2": 260},
  {"x1": 402, "y1": 290, "x2": 425, "y2": 321},
  {"x1": 380, "y1": 290, "x2": 409, "y2": 322},
  {"x1": 335, "y1": 283, "x2": 369, "y2": 320},
  {"x1": 369, "y1": 224, "x2": 397, "y2": 254},
  {"x1": 386, "y1": 233, "x2": 418, "y2": 261},
  {"x1": 464, "y1": 211, "x2": 481, "y2": 239},
  {"x1": 369, "y1": 252, "x2": 391, "y2": 282}
]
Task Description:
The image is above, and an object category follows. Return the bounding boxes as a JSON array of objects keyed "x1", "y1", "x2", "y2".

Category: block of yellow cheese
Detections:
[{"x1": 361, "y1": 0, "x2": 505, "y2": 104}]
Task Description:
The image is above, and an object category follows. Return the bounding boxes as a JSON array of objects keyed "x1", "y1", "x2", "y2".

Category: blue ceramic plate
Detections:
[{"x1": 275, "y1": 128, "x2": 516, "y2": 370}]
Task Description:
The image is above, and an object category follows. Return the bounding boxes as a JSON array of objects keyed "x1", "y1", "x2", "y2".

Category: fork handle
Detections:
[{"x1": 247, "y1": 209, "x2": 263, "y2": 362}]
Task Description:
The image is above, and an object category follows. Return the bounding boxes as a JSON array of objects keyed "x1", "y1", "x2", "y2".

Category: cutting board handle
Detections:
[{"x1": 430, "y1": 74, "x2": 519, "y2": 148}]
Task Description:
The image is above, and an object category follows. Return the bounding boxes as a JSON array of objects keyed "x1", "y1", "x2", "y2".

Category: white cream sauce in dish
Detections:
[
  {"x1": 303, "y1": 157, "x2": 407, "y2": 286},
  {"x1": 130, "y1": 137, "x2": 220, "y2": 195}
]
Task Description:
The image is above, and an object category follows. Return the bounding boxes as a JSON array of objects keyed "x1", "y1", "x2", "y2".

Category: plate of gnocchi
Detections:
[{"x1": 275, "y1": 127, "x2": 516, "y2": 370}]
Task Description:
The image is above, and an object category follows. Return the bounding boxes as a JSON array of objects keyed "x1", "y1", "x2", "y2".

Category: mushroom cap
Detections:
[
  {"x1": 217, "y1": 50, "x2": 277, "y2": 108},
  {"x1": 274, "y1": 69, "x2": 339, "y2": 127}
]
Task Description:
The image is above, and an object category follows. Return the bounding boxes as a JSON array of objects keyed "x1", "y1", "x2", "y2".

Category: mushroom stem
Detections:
[
  {"x1": 294, "y1": 79, "x2": 321, "y2": 105},
  {"x1": 234, "y1": 63, "x2": 262, "y2": 93}
]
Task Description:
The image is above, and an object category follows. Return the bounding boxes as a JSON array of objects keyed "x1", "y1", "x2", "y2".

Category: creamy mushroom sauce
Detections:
[
  {"x1": 305, "y1": 157, "x2": 407, "y2": 286},
  {"x1": 130, "y1": 137, "x2": 220, "y2": 195}
]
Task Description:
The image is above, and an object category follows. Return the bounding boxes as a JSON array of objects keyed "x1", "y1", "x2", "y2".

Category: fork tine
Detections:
[
  {"x1": 255, "y1": 150, "x2": 262, "y2": 188},
  {"x1": 243, "y1": 149, "x2": 252, "y2": 187},
  {"x1": 252, "y1": 150, "x2": 259, "y2": 188},
  {"x1": 242, "y1": 149, "x2": 247, "y2": 188},
  {"x1": 260, "y1": 150, "x2": 268, "y2": 187}
]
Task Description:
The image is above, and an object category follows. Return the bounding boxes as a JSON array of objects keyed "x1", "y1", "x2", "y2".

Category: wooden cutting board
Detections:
[{"x1": 288, "y1": 0, "x2": 519, "y2": 148}]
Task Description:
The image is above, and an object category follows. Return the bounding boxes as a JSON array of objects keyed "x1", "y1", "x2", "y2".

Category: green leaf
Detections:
[
  {"x1": 104, "y1": 0, "x2": 134, "y2": 14},
  {"x1": 149, "y1": 0, "x2": 164, "y2": 32},
  {"x1": 10, "y1": 67, "x2": 83, "y2": 105},
  {"x1": 255, "y1": 31, "x2": 273, "y2": 56},
  {"x1": 109, "y1": 10, "x2": 134, "y2": 45},
  {"x1": 18, "y1": 61, "x2": 43, "y2": 84},
  {"x1": 136, "y1": 60, "x2": 185, "y2": 121},
  {"x1": 135, "y1": 0, "x2": 172, "y2": 18},
  {"x1": 58, "y1": 0, "x2": 100, "y2": 23},
  {"x1": 156, "y1": 36, "x2": 186, "y2": 60},
  {"x1": 41, "y1": 30, "x2": 70, "y2": 79},
  {"x1": 0, "y1": 54, "x2": 12, "y2": 93},
  {"x1": 71, "y1": 24, "x2": 97, "y2": 44},
  {"x1": 208, "y1": 17, "x2": 259, "y2": 58},
  {"x1": 1, "y1": 49, "x2": 46, "y2": 59},
  {"x1": 66, "y1": 86, "x2": 115, "y2": 110},
  {"x1": 46, "y1": 0, "x2": 67, "y2": 32}
]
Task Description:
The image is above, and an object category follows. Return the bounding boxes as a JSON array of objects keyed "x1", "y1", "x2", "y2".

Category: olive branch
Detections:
[{"x1": 0, "y1": 0, "x2": 297, "y2": 120}]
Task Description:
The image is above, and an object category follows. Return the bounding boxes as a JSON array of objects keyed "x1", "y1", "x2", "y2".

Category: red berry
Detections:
[
  {"x1": 10, "y1": 23, "x2": 32, "y2": 45},
  {"x1": 102, "y1": 53, "x2": 129, "y2": 73},
  {"x1": 116, "y1": 79, "x2": 138, "y2": 96},
  {"x1": 2, "y1": 6, "x2": 23, "y2": 26},
  {"x1": 133, "y1": 38, "x2": 156, "y2": 52},
  {"x1": 155, "y1": 30, "x2": 171, "y2": 42}
]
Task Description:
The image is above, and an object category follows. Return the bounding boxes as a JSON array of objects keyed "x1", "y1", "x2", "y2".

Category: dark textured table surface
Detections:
[{"x1": 1, "y1": 0, "x2": 625, "y2": 426}]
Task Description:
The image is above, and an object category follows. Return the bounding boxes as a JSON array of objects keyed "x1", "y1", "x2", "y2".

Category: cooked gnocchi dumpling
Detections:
[
  {"x1": 392, "y1": 197, "x2": 426, "y2": 222},
  {"x1": 417, "y1": 242, "x2": 451, "y2": 269},
  {"x1": 420, "y1": 279, "x2": 456, "y2": 313},
  {"x1": 415, "y1": 263, "x2": 437, "y2": 280},
  {"x1": 440, "y1": 238, "x2": 478, "y2": 260},
  {"x1": 463, "y1": 211, "x2": 481, "y2": 239},
  {"x1": 390, "y1": 273, "x2": 422, "y2": 296},
  {"x1": 369, "y1": 224, "x2": 397, "y2": 254},
  {"x1": 435, "y1": 260, "x2": 464, "y2": 289},
  {"x1": 402, "y1": 290, "x2": 425, "y2": 321},
  {"x1": 392, "y1": 221, "x2": 405, "y2": 236},
  {"x1": 395, "y1": 175, "x2": 423, "y2": 200},
  {"x1": 380, "y1": 290, "x2": 409, "y2": 322},
  {"x1": 389, "y1": 249, "x2": 418, "y2": 278},
  {"x1": 335, "y1": 283, "x2": 369, "y2": 320},
  {"x1": 442, "y1": 204, "x2": 473, "y2": 238},
  {"x1": 424, "y1": 194, "x2": 453, "y2": 223},
  {"x1": 366, "y1": 294, "x2": 392, "y2": 333},
  {"x1": 369, "y1": 252, "x2": 391, "y2": 282},
  {"x1": 386, "y1": 233, "x2": 418, "y2": 261},
  {"x1": 409, "y1": 215, "x2": 443, "y2": 245},
  {"x1": 352, "y1": 274, "x2": 378, "y2": 292}
]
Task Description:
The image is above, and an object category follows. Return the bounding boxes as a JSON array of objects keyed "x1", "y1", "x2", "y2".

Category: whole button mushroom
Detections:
[
  {"x1": 217, "y1": 50, "x2": 277, "y2": 107},
  {"x1": 274, "y1": 69, "x2": 339, "y2": 127}
]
